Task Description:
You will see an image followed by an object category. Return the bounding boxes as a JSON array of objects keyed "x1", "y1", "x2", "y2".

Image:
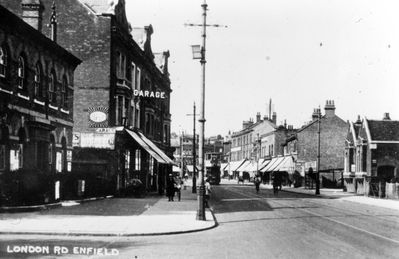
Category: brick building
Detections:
[
  {"x1": 0, "y1": 4, "x2": 81, "y2": 205},
  {"x1": 284, "y1": 100, "x2": 348, "y2": 187},
  {"x1": 1, "y1": 0, "x2": 174, "y2": 196},
  {"x1": 344, "y1": 113, "x2": 399, "y2": 197}
]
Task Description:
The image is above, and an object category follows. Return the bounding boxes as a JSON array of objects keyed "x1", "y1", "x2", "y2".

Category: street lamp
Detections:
[
  {"x1": 186, "y1": 102, "x2": 198, "y2": 193},
  {"x1": 316, "y1": 109, "x2": 321, "y2": 195},
  {"x1": 190, "y1": 0, "x2": 208, "y2": 221}
]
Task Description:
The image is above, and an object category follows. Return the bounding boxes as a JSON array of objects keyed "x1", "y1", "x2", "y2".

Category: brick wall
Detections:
[{"x1": 297, "y1": 115, "x2": 348, "y2": 170}]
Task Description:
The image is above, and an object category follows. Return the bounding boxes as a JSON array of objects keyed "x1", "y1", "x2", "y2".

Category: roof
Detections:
[{"x1": 366, "y1": 119, "x2": 399, "y2": 142}]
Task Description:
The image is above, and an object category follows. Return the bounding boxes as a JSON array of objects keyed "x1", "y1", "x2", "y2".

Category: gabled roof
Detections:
[{"x1": 365, "y1": 119, "x2": 399, "y2": 142}]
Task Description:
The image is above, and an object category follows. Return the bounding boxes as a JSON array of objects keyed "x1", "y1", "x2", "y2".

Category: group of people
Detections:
[
  {"x1": 166, "y1": 173, "x2": 212, "y2": 207},
  {"x1": 166, "y1": 174, "x2": 183, "y2": 202},
  {"x1": 252, "y1": 172, "x2": 282, "y2": 195}
]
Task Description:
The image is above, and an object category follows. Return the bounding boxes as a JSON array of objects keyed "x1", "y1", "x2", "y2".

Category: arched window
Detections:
[
  {"x1": 17, "y1": 56, "x2": 25, "y2": 89},
  {"x1": 61, "y1": 76, "x2": 67, "y2": 108},
  {"x1": 34, "y1": 63, "x2": 42, "y2": 98},
  {"x1": 0, "y1": 47, "x2": 7, "y2": 78},
  {"x1": 48, "y1": 71, "x2": 56, "y2": 103}
]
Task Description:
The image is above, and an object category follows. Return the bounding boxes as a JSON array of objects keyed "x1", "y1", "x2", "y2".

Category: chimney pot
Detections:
[{"x1": 383, "y1": 113, "x2": 391, "y2": 121}]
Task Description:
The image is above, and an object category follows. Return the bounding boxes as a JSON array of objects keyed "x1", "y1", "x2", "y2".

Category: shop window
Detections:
[
  {"x1": 0, "y1": 47, "x2": 8, "y2": 78},
  {"x1": 10, "y1": 144, "x2": 23, "y2": 171},
  {"x1": 56, "y1": 151, "x2": 62, "y2": 173},
  {"x1": 17, "y1": 56, "x2": 25, "y2": 89},
  {"x1": 125, "y1": 150, "x2": 130, "y2": 170},
  {"x1": 135, "y1": 149, "x2": 141, "y2": 171}
]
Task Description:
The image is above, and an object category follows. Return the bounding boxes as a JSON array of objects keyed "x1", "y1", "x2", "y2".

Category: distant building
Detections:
[
  {"x1": 284, "y1": 100, "x2": 348, "y2": 188},
  {"x1": 344, "y1": 113, "x2": 399, "y2": 198}
]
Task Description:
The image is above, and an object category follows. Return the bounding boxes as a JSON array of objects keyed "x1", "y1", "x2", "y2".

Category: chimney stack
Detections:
[
  {"x1": 324, "y1": 100, "x2": 336, "y2": 118},
  {"x1": 256, "y1": 112, "x2": 261, "y2": 123},
  {"x1": 354, "y1": 115, "x2": 362, "y2": 127},
  {"x1": 22, "y1": 0, "x2": 44, "y2": 31},
  {"x1": 383, "y1": 112, "x2": 391, "y2": 121},
  {"x1": 312, "y1": 108, "x2": 321, "y2": 121},
  {"x1": 272, "y1": 112, "x2": 277, "y2": 124}
]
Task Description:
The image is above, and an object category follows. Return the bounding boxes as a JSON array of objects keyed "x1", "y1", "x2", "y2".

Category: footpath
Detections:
[
  {"x1": 260, "y1": 182, "x2": 399, "y2": 211},
  {"x1": 0, "y1": 185, "x2": 215, "y2": 237}
]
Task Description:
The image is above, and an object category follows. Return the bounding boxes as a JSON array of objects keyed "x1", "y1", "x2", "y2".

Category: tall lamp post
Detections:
[
  {"x1": 316, "y1": 109, "x2": 321, "y2": 195},
  {"x1": 190, "y1": 0, "x2": 208, "y2": 221}
]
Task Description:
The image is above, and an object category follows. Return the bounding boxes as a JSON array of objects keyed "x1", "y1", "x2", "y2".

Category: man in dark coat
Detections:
[{"x1": 166, "y1": 174, "x2": 176, "y2": 201}]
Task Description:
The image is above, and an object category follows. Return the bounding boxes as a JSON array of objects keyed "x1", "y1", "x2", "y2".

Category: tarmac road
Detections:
[{"x1": 1, "y1": 182, "x2": 399, "y2": 259}]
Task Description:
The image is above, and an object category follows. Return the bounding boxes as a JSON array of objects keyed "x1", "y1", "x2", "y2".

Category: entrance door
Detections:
[{"x1": 377, "y1": 166, "x2": 395, "y2": 197}]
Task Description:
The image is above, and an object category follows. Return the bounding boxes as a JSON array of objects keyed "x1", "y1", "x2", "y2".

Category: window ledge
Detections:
[
  {"x1": 49, "y1": 104, "x2": 58, "y2": 110},
  {"x1": 34, "y1": 99, "x2": 45, "y2": 106},
  {"x1": 0, "y1": 87, "x2": 13, "y2": 95},
  {"x1": 61, "y1": 108, "x2": 70, "y2": 114},
  {"x1": 17, "y1": 93, "x2": 30, "y2": 101}
]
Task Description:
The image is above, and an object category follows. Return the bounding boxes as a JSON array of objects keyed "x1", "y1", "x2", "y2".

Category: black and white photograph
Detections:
[{"x1": 0, "y1": 0, "x2": 398, "y2": 258}]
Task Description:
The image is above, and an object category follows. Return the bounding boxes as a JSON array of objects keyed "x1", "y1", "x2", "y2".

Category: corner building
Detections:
[
  {"x1": 1, "y1": 0, "x2": 174, "y2": 197},
  {"x1": 0, "y1": 4, "x2": 81, "y2": 205}
]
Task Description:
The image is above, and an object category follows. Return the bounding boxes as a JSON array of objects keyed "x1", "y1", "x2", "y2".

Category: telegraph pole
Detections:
[{"x1": 187, "y1": 102, "x2": 198, "y2": 193}]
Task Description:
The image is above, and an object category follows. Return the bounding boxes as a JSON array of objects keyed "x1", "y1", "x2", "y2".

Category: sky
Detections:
[{"x1": 125, "y1": 0, "x2": 399, "y2": 137}]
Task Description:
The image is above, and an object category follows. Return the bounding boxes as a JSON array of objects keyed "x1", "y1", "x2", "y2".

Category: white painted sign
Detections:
[
  {"x1": 77, "y1": 133, "x2": 115, "y2": 149},
  {"x1": 133, "y1": 90, "x2": 166, "y2": 99}
]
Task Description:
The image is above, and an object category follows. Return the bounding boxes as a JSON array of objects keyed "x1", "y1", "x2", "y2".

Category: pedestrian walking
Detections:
[
  {"x1": 174, "y1": 176, "x2": 183, "y2": 201},
  {"x1": 254, "y1": 175, "x2": 261, "y2": 193},
  {"x1": 166, "y1": 174, "x2": 175, "y2": 201},
  {"x1": 205, "y1": 178, "x2": 212, "y2": 208},
  {"x1": 272, "y1": 172, "x2": 282, "y2": 195}
]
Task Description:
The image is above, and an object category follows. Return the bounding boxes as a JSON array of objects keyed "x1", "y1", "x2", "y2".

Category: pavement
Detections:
[
  {"x1": 0, "y1": 184, "x2": 215, "y2": 237},
  {"x1": 0, "y1": 178, "x2": 398, "y2": 237}
]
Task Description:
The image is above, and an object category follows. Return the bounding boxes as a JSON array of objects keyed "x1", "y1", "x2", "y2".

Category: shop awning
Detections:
[
  {"x1": 261, "y1": 157, "x2": 282, "y2": 173},
  {"x1": 237, "y1": 160, "x2": 251, "y2": 172},
  {"x1": 126, "y1": 129, "x2": 175, "y2": 165},
  {"x1": 228, "y1": 159, "x2": 247, "y2": 172},
  {"x1": 220, "y1": 163, "x2": 228, "y2": 171},
  {"x1": 275, "y1": 156, "x2": 295, "y2": 173}
]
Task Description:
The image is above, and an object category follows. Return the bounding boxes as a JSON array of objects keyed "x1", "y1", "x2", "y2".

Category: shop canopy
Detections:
[
  {"x1": 220, "y1": 163, "x2": 228, "y2": 171},
  {"x1": 126, "y1": 129, "x2": 175, "y2": 165},
  {"x1": 260, "y1": 156, "x2": 294, "y2": 173},
  {"x1": 228, "y1": 159, "x2": 247, "y2": 172},
  {"x1": 260, "y1": 157, "x2": 283, "y2": 173},
  {"x1": 237, "y1": 160, "x2": 251, "y2": 172}
]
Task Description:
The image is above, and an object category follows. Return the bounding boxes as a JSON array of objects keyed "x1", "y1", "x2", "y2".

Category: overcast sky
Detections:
[{"x1": 125, "y1": 0, "x2": 399, "y2": 137}]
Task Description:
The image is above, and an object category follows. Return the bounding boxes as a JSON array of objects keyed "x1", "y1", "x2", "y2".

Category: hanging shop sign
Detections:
[
  {"x1": 133, "y1": 90, "x2": 166, "y2": 99},
  {"x1": 88, "y1": 107, "x2": 108, "y2": 128}
]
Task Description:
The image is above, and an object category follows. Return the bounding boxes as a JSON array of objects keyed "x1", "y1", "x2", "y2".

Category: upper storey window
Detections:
[
  {"x1": 116, "y1": 51, "x2": 126, "y2": 79},
  {"x1": 61, "y1": 76, "x2": 67, "y2": 108},
  {"x1": 0, "y1": 47, "x2": 7, "y2": 78},
  {"x1": 17, "y1": 56, "x2": 25, "y2": 89},
  {"x1": 34, "y1": 63, "x2": 42, "y2": 98},
  {"x1": 48, "y1": 71, "x2": 56, "y2": 104}
]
